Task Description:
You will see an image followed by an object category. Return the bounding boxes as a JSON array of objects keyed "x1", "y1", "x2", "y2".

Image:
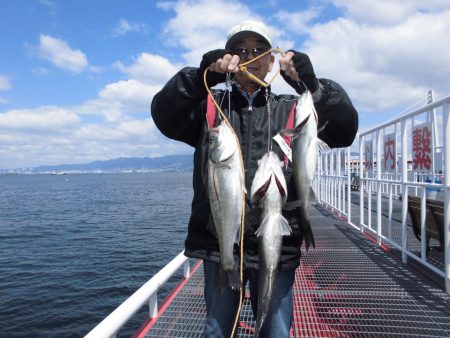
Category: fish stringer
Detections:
[{"x1": 203, "y1": 68, "x2": 247, "y2": 338}]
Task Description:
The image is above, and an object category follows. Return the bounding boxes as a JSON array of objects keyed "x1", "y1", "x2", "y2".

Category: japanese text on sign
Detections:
[
  {"x1": 412, "y1": 124, "x2": 432, "y2": 171},
  {"x1": 365, "y1": 141, "x2": 373, "y2": 172},
  {"x1": 383, "y1": 133, "x2": 396, "y2": 172}
]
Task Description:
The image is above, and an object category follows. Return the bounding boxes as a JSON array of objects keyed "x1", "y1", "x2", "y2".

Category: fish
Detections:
[
  {"x1": 282, "y1": 90, "x2": 329, "y2": 250},
  {"x1": 250, "y1": 151, "x2": 291, "y2": 336},
  {"x1": 207, "y1": 120, "x2": 246, "y2": 289}
]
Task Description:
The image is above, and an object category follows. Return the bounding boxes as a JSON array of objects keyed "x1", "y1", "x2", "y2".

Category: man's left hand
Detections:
[{"x1": 280, "y1": 51, "x2": 318, "y2": 93}]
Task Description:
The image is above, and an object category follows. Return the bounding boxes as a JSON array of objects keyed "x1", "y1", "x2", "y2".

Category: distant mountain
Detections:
[{"x1": 2, "y1": 155, "x2": 194, "y2": 174}]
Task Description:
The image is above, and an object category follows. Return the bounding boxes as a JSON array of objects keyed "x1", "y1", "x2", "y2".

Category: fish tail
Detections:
[
  {"x1": 218, "y1": 268, "x2": 241, "y2": 291},
  {"x1": 254, "y1": 274, "x2": 275, "y2": 337},
  {"x1": 254, "y1": 299, "x2": 269, "y2": 337},
  {"x1": 303, "y1": 218, "x2": 316, "y2": 250}
]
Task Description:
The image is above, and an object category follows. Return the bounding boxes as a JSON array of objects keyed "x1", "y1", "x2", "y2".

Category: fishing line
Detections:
[{"x1": 265, "y1": 88, "x2": 273, "y2": 153}]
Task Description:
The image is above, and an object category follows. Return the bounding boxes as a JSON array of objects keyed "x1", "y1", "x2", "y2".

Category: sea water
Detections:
[{"x1": 0, "y1": 172, "x2": 193, "y2": 337}]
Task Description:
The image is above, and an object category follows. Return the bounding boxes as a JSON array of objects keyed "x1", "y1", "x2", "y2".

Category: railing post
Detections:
[
  {"x1": 388, "y1": 184, "x2": 392, "y2": 241},
  {"x1": 442, "y1": 100, "x2": 450, "y2": 295},
  {"x1": 347, "y1": 147, "x2": 351, "y2": 223},
  {"x1": 337, "y1": 149, "x2": 342, "y2": 214},
  {"x1": 331, "y1": 151, "x2": 335, "y2": 208},
  {"x1": 376, "y1": 129, "x2": 382, "y2": 244},
  {"x1": 183, "y1": 259, "x2": 191, "y2": 278},
  {"x1": 149, "y1": 292, "x2": 158, "y2": 318},
  {"x1": 401, "y1": 118, "x2": 408, "y2": 264},
  {"x1": 359, "y1": 135, "x2": 364, "y2": 232}
]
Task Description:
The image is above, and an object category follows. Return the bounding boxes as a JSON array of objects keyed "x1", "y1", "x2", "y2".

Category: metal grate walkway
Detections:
[{"x1": 142, "y1": 204, "x2": 450, "y2": 337}]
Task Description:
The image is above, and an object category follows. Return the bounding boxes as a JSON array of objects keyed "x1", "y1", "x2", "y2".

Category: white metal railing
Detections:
[
  {"x1": 84, "y1": 251, "x2": 190, "y2": 338},
  {"x1": 316, "y1": 93, "x2": 450, "y2": 295}
]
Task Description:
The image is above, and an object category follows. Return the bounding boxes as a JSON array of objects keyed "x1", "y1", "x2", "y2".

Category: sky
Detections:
[{"x1": 1, "y1": 0, "x2": 449, "y2": 169}]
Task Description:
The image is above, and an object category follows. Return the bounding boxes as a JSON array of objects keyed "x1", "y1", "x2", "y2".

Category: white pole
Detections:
[
  {"x1": 376, "y1": 129, "x2": 382, "y2": 244},
  {"x1": 442, "y1": 101, "x2": 450, "y2": 295},
  {"x1": 359, "y1": 135, "x2": 364, "y2": 232},
  {"x1": 347, "y1": 147, "x2": 351, "y2": 223},
  {"x1": 401, "y1": 118, "x2": 408, "y2": 264}
]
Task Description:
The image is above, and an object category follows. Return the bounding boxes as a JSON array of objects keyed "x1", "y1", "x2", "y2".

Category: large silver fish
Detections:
[
  {"x1": 208, "y1": 120, "x2": 245, "y2": 289},
  {"x1": 283, "y1": 90, "x2": 328, "y2": 250},
  {"x1": 250, "y1": 151, "x2": 291, "y2": 336}
]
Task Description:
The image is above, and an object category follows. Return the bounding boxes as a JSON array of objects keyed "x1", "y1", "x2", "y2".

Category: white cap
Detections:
[{"x1": 225, "y1": 20, "x2": 272, "y2": 49}]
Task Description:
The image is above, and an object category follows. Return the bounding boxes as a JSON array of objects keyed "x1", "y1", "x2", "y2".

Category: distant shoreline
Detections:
[{"x1": 0, "y1": 169, "x2": 193, "y2": 175}]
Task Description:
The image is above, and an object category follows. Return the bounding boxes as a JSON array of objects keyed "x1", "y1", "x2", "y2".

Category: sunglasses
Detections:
[{"x1": 232, "y1": 47, "x2": 270, "y2": 59}]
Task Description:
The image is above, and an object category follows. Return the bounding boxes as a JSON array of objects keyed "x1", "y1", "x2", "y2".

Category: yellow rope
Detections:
[
  {"x1": 203, "y1": 47, "x2": 284, "y2": 337},
  {"x1": 238, "y1": 47, "x2": 285, "y2": 88}
]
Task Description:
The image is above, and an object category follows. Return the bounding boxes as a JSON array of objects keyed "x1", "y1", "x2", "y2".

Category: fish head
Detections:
[{"x1": 208, "y1": 122, "x2": 237, "y2": 163}]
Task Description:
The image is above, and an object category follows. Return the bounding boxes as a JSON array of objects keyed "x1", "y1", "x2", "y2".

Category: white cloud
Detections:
[
  {"x1": 0, "y1": 75, "x2": 11, "y2": 90},
  {"x1": 0, "y1": 113, "x2": 190, "y2": 168},
  {"x1": 275, "y1": 7, "x2": 321, "y2": 35},
  {"x1": 157, "y1": 0, "x2": 281, "y2": 65},
  {"x1": 298, "y1": 9, "x2": 450, "y2": 112},
  {"x1": 114, "y1": 53, "x2": 180, "y2": 83},
  {"x1": 0, "y1": 98, "x2": 8, "y2": 104},
  {"x1": 331, "y1": 0, "x2": 450, "y2": 25},
  {"x1": 74, "y1": 119, "x2": 155, "y2": 143},
  {"x1": 98, "y1": 79, "x2": 161, "y2": 113},
  {"x1": 37, "y1": 34, "x2": 89, "y2": 73},
  {"x1": 75, "y1": 99, "x2": 124, "y2": 123},
  {"x1": 0, "y1": 106, "x2": 80, "y2": 132},
  {"x1": 112, "y1": 19, "x2": 148, "y2": 36},
  {"x1": 4, "y1": 0, "x2": 450, "y2": 169}
]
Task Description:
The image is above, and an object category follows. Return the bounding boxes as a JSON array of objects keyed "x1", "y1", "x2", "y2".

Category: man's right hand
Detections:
[{"x1": 199, "y1": 49, "x2": 240, "y2": 86}]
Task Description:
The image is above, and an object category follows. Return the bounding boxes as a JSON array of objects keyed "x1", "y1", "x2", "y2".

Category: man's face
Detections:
[{"x1": 232, "y1": 34, "x2": 274, "y2": 90}]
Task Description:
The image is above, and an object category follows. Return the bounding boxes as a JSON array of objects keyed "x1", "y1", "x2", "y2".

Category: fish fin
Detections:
[
  {"x1": 317, "y1": 120, "x2": 329, "y2": 133},
  {"x1": 274, "y1": 173, "x2": 287, "y2": 199},
  {"x1": 251, "y1": 177, "x2": 272, "y2": 206},
  {"x1": 218, "y1": 268, "x2": 241, "y2": 291},
  {"x1": 317, "y1": 138, "x2": 330, "y2": 152},
  {"x1": 279, "y1": 115, "x2": 309, "y2": 137},
  {"x1": 255, "y1": 214, "x2": 291, "y2": 237},
  {"x1": 206, "y1": 213, "x2": 217, "y2": 237},
  {"x1": 277, "y1": 214, "x2": 292, "y2": 236},
  {"x1": 234, "y1": 227, "x2": 241, "y2": 244},
  {"x1": 255, "y1": 214, "x2": 269, "y2": 237},
  {"x1": 280, "y1": 114, "x2": 309, "y2": 137},
  {"x1": 279, "y1": 128, "x2": 297, "y2": 138},
  {"x1": 309, "y1": 187, "x2": 318, "y2": 202}
]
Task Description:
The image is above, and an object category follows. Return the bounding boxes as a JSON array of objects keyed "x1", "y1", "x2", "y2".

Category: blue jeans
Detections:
[{"x1": 203, "y1": 260, "x2": 294, "y2": 338}]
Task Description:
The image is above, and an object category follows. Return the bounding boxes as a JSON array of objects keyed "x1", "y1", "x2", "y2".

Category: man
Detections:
[{"x1": 151, "y1": 20, "x2": 358, "y2": 338}]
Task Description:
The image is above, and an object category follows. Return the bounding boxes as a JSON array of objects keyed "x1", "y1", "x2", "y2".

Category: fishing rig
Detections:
[{"x1": 203, "y1": 47, "x2": 285, "y2": 338}]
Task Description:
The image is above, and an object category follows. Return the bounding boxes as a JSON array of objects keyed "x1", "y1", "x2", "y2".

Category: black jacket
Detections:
[{"x1": 151, "y1": 66, "x2": 358, "y2": 270}]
